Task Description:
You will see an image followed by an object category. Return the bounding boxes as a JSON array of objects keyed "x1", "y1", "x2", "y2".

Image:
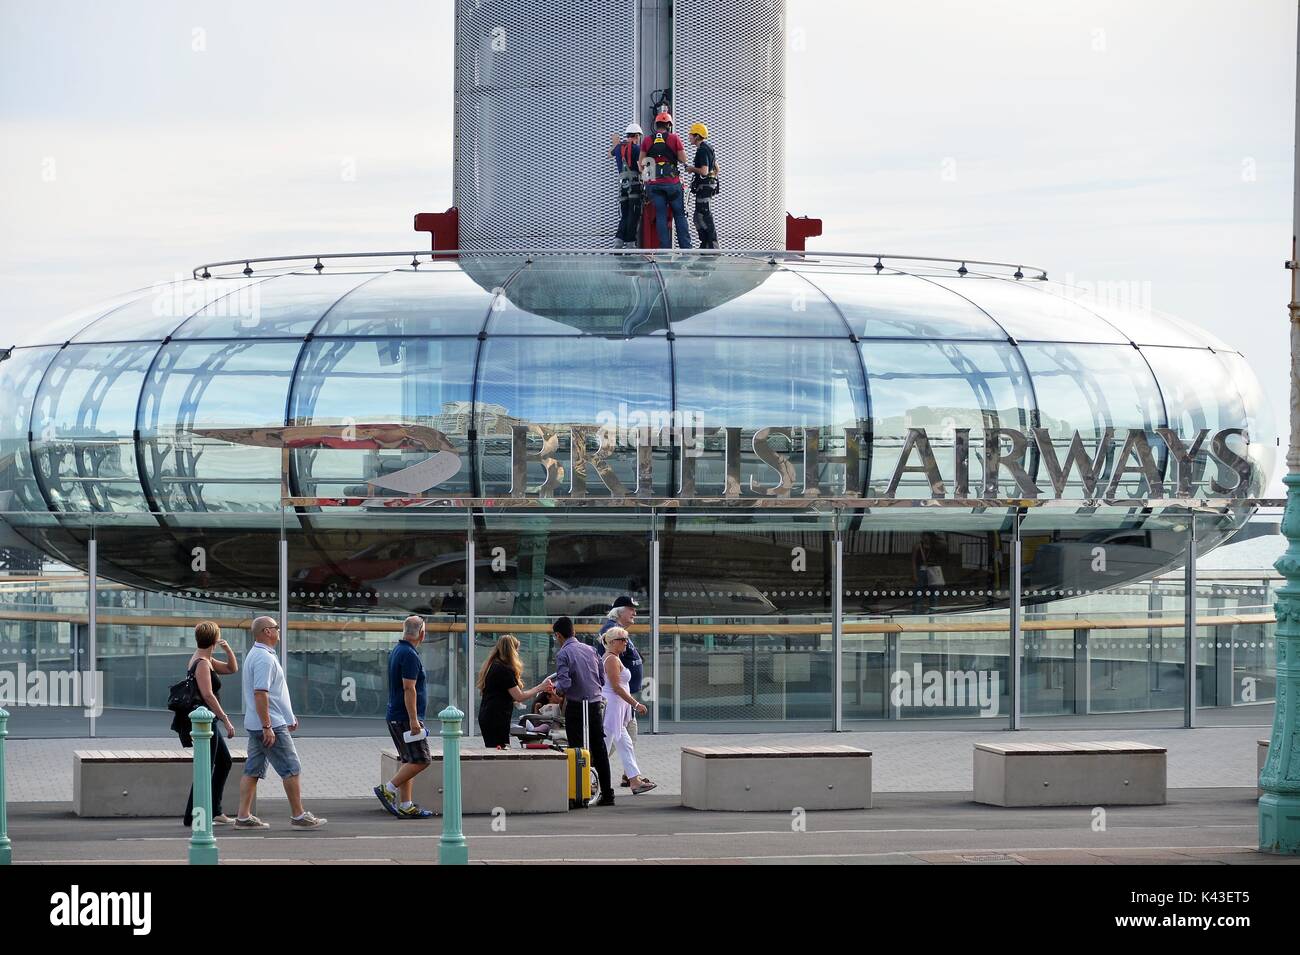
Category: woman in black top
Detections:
[
  {"x1": 180, "y1": 621, "x2": 239, "y2": 826},
  {"x1": 476, "y1": 634, "x2": 553, "y2": 748}
]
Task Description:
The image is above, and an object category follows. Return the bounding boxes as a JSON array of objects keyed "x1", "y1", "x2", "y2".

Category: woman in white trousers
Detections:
[{"x1": 601, "y1": 627, "x2": 656, "y2": 794}]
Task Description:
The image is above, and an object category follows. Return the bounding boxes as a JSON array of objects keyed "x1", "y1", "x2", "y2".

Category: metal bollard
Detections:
[
  {"x1": 438, "y1": 704, "x2": 469, "y2": 865},
  {"x1": 0, "y1": 707, "x2": 10, "y2": 865},
  {"x1": 187, "y1": 706, "x2": 218, "y2": 865}
]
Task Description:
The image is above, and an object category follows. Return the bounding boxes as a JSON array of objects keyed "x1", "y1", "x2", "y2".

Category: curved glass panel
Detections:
[
  {"x1": 0, "y1": 346, "x2": 58, "y2": 511},
  {"x1": 289, "y1": 336, "x2": 477, "y2": 498},
  {"x1": 673, "y1": 337, "x2": 866, "y2": 496},
  {"x1": 1034, "y1": 282, "x2": 1222, "y2": 350},
  {"x1": 477, "y1": 336, "x2": 673, "y2": 495},
  {"x1": 315, "y1": 269, "x2": 500, "y2": 336},
  {"x1": 31, "y1": 342, "x2": 156, "y2": 511},
  {"x1": 796, "y1": 267, "x2": 1008, "y2": 340},
  {"x1": 172, "y1": 272, "x2": 380, "y2": 340},
  {"x1": 928, "y1": 276, "x2": 1128, "y2": 344},
  {"x1": 1216, "y1": 351, "x2": 1277, "y2": 497},
  {"x1": 138, "y1": 340, "x2": 300, "y2": 511},
  {"x1": 1019, "y1": 343, "x2": 1165, "y2": 498},
  {"x1": 661, "y1": 263, "x2": 848, "y2": 336},
  {"x1": 75, "y1": 277, "x2": 269, "y2": 343},
  {"x1": 1143, "y1": 346, "x2": 1248, "y2": 495},
  {"x1": 11, "y1": 289, "x2": 151, "y2": 347},
  {"x1": 863, "y1": 341, "x2": 1033, "y2": 497},
  {"x1": 486, "y1": 260, "x2": 668, "y2": 335}
]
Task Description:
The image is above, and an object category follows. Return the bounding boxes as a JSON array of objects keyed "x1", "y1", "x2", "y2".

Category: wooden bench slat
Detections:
[{"x1": 977, "y1": 740, "x2": 1167, "y2": 756}]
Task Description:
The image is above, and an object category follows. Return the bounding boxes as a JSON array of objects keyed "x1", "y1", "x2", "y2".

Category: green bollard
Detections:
[
  {"x1": 438, "y1": 705, "x2": 469, "y2": 865},
  {"x1": 0, "y1": 707, "x2": 11, "y2": 865},
  {"x1": 1261, "y1": 472, "x2": 1300, "y2": 854},
  {"x1": 188, "y1": 706, "x2": 219, "y2": 865}
]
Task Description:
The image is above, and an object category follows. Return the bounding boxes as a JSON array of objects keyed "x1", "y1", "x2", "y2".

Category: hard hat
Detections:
[
  {"x1": 689, "y1": 122, "x2": 709, "y2": 138},
  {"x1": 624, "y1": 122, "x2": 643, "y2": 136},
  {"x1": 654, "y1": 111, "x2": 673, "y2": 126}
]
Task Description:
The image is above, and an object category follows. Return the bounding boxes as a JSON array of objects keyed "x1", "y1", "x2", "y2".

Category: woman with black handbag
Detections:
[{"x1": 175, "y1": 621, "x2": 239, "y2": 827}]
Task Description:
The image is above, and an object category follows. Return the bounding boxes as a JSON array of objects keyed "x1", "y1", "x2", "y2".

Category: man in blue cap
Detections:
[{"x1": 598, "y1": 595, "x2": 649, "y2": 788}]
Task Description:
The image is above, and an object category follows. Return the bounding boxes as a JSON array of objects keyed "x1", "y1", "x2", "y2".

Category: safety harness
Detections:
[{"x1": 645, "y1": 129, "x2": 680, "y2": 181}]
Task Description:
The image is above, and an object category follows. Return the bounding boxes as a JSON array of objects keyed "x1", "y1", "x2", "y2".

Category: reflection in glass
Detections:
[
  {"x1": 31, "y1": 343, "x2": 157, "y2": 511},
  {"x1": 662, "y1": 264, "x2": 847, "y2": 337},
  {"x1": 673, "y1": 337, "x2": 866, "y2": 496},
  {"x1": 927, "y1": 276, "x2": 1128, "y2": 344},
  {"x1": 0, "y1": 347, "x2": 58, "y2": 512},
  {"x1": 1019, "y1": 343, "x2": 1165, "y2": 498},
  {"x1": 863, "y1": 341, "x2": 1032, "y2": 497},
  {"x1": 138, "y1": 341, "x2": 299, "y2": 511},
  {"x1": 486, "y1": 260, "x2": 668, "y2": 335},
  {"x1": 477, "y1": 336, "x2": 673, "y2": 496},
  {"x1": 797, "y1": 268, "x2": 1007, "y2": 340},
  {"x1": 290, "y1": 337, "x2": 477, "y2": 498},
  {"x1": 315, "y1": 269, "x2": 502, "y2": 336},
  {"x1": 172, "y1": 272, "x2": 380, "y2": 340},
  {"x1": 75, "y1": 278, "x2": 270, "y2": 343},
  {"x1": 1216, "y1": 352, "x2": 1277, "y2": 497}
]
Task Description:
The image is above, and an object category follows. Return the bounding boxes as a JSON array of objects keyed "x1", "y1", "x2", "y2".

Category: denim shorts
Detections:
[{"x1": 243, "y1": 725, "x2": 302, "y2": 779}]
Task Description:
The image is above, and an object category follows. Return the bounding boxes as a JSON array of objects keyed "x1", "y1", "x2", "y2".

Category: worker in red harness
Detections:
[
  {"x1": 609, "y1": 122, "x2": 644, "y2": 247},
  {"x1": 641, "y1": 112, "x2": 692, "y2": 250}
]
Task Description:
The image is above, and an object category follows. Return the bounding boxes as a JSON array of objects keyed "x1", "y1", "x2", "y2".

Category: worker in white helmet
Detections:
[{"x1": 609, "y1": 122, "x2": 645, "y2": 248}]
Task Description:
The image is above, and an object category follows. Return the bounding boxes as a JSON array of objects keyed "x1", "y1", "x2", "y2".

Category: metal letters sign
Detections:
[{"x1": 197, "y1": 422, "x2": 1256, "y2": 504}]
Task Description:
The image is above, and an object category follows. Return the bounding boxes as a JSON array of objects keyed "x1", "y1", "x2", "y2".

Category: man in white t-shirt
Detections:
[{"x1": 235, "y1": 616, "x2": 326, "y2": 830}]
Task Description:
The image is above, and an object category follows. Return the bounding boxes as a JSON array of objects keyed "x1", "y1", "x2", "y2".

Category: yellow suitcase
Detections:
[{"x1": 567, "y1": 746, "x2": 592, "y2": 808}]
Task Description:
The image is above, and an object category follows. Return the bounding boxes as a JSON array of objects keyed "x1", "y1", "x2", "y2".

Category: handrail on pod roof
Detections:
[{"x1": 191, "y1": 249, "x2": 1051, "y2": 281}]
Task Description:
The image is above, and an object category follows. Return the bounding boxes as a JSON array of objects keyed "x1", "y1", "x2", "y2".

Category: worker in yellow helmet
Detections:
[{"x1": 687, "y1": 122, "x2": 719, "y2": 249}]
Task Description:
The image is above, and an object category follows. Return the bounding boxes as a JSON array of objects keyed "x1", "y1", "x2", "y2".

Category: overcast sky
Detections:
[{"x1": 0, "y1": 0, "x2": 1294, "y2": 492}]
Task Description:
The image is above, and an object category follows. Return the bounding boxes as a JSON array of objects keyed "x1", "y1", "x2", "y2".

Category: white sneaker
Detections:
[
  {"x1": 234, "y1": 815, "x2": 269, "y2": 829},
  {"x1": 290, "y1": 811, "x2": 327, "y2": 829}
]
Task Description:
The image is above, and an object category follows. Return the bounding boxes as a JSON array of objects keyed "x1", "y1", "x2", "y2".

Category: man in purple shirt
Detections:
[{"x1": 552, "y1": 616, "x2": 614, "y2": 805}]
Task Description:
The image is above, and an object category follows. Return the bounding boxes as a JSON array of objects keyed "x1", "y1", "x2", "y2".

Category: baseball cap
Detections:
[{"x1": 612, "y1": 595, "x2": 639, "y2": 610}]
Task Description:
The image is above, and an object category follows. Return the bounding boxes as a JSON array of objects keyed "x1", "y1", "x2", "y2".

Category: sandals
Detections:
[{"x1": 630, "y1": 780, "x2": 658, "y2": 795}]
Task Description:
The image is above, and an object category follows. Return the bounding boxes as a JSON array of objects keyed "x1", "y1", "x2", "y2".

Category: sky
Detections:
[{"x1": 0, "y1": 0, "x2": 1295, "y2": 493}]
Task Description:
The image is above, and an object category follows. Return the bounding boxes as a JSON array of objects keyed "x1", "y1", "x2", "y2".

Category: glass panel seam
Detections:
[{"x1": 788, "y1": 268, "x2": 872, "y2": 490}]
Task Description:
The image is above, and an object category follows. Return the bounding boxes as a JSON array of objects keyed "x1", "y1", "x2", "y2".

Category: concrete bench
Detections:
[
  {"x1": 681, "y1": 745, "x2": 872, "y2": 811},
  {"x1": 1258, "y1": 739, "x2": 1270, "y2": 798},
  {"x1": 379, "y1": 749, "x2": 568, "y2": 814},
  {"x1": 973, "y1": 741, "x2": 1167, "y2": 807},
  {"x1": 74, "y1": 749, "x2": 249, "y2": 818}
]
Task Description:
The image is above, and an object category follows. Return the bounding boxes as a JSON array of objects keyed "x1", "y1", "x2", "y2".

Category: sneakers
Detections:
[
  {"x1": 290, "y1": 811, "x2": 327, "y2": 829},
  {"x1": 213, "y1": 813, "x2": 233, "y2": 826},
  {"x1": 234, "y1": 815, "x2": 269, "y2": 830},
  {"x1": 373, "y1": 784, "x2": 400, "y2": 817},
  {"x1": 396, "y1": 804, "x2": 435, "y2": 819}
]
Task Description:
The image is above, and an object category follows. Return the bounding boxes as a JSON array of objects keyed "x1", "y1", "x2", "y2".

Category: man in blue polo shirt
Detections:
[
  {"x1": 236, "y1": 616, "x2": 326, "y2": 829},
  {"x1": 374, "y1": 615, "x2": 435, "y2": 819}
]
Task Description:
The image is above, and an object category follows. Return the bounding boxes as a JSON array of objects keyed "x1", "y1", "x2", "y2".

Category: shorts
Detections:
[
  {"x1": 387, "y1": 719, "x2": 433, "y2": 764},
  {"x1": 244, "y1": 725, "x2": 302, "y2": 779}
]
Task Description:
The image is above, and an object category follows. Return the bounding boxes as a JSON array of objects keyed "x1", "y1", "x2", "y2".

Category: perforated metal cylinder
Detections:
[
  {"x1": 453, "y1": 0, "x2": 786, "y2": 252},
  {"x1": 453, "y1": 0, "x2": 639, "y2": 251},
  {"x1": 673, "y1": 0, "x2": 786, "y2": 250}
]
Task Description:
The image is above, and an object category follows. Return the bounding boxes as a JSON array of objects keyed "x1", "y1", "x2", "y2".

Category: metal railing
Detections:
[{"x1": 191, "y1": 248, "x2": 1051, "y2": 281}]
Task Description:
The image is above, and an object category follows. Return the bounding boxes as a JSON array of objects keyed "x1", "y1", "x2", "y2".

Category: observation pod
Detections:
[{"x1": 0, "y1": 250, "x2": 1273, "y2": 619}]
